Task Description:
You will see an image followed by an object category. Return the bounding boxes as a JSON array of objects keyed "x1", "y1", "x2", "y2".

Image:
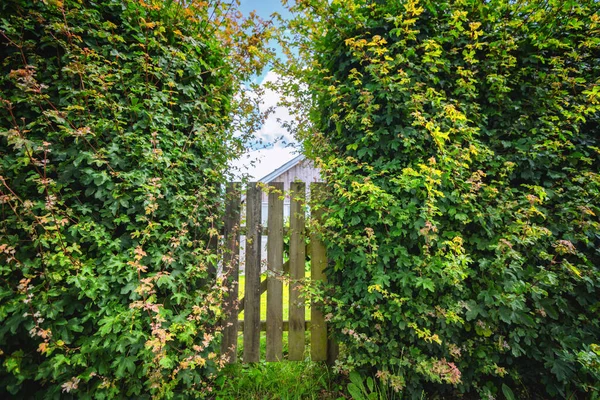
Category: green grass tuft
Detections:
[
  {"x1": 213, "y1": 360, "x2": 344, "y2": 400},
  {"x1": 221, "y1": 273, "x2": 341, "y2": 399}
]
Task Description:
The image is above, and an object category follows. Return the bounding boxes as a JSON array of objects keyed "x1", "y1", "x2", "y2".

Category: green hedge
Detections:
[
  {"x1": 288, "y1": 0, "x2": 600, "y2": 397},
  {"x1": 0, "y1": 0, "x2": 239, "y2": 397}
]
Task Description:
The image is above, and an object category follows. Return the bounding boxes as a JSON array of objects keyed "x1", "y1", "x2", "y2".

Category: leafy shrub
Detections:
[
  {"x1": 283, "y1": 0, "x2": 600, "y2": 397},
  {"x1": 347, "y1": 370, "x2": 398, "y2": 400},
  {"x1": 0, "y1": 0, "x2": 267, "y2": 397}
]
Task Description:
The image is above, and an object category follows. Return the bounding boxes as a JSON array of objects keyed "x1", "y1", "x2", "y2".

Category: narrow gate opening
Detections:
[{"x1": 220, "y1": 181, "x2": 337, "y2": 364}]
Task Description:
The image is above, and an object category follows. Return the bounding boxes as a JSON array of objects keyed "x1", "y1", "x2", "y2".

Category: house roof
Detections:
[{"x1": 258, "y1": 154, "x2": 305, "y2": 183}]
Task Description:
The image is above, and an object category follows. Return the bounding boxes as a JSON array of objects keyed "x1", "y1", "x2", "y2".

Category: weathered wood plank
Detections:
[
  {"x1": 237, "y1": 260, "x2": 290, "y2": 313},
  {"x1": 234, "y1": 226, "x2": 289, "y2": 236},
  {"x1": 266, "y1": 182, "x2": 284, "y2": 362},
  {"x1": 243, "y1": 183, "x2": 262, "y2": 363},
  {"x1": 206, "y1": 183, "x2": 221, "y2": 281},
  {"x1": 221, "y1": 183, "x2": 241, "y2": 363},
  {"x1": 238, "y1": 320, "x2": 312, "y2": 332},
  {"x1": 310, "y1": 182, "x2": 328, "y2": 361},
  {"x1": 288, "y1": 182, "x2": 306, "y2": 361},
  {"x1": 327, "y1": 337, "x2": 339, "y2": 366}
]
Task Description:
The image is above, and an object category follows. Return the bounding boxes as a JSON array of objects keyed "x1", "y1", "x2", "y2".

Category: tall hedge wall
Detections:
[
  {"x1": 289, "y1": 0, "x2": 600, "y2": 397},
  {"x1": 0, "y1": 0, "x2": 240, "y2": 398}
]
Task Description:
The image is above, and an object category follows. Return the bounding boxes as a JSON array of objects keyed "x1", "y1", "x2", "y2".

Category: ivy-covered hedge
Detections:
[
  {"x1": 287, "y1": 0, "x2": 600, "y2": 397},
  {"x1": 0, "y1": 0, "x2": 244, "y2": 397}
]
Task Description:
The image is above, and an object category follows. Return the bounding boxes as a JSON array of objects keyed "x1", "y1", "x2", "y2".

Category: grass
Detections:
[
  {"x1": 216, "y1": 271, "x2": 344, "y2": 399},
  {"x1": 213, "y1": 360, "x2": 344, "y2": 400},
  {"x1": 238, "y1": 272, "x2": 311, "y2": 321},
  {"x1": 213, "y1": 332, "x2": 346, "y2": 400}
]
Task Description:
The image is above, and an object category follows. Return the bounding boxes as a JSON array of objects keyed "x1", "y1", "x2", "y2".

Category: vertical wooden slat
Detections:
[
  {"x1": 221, "y1": 183, "x2": 241, "y2": 363},
  {"x1": 266, "y1": 182, "x2": 284, "y2": 362},
  {"x1": 243, "y1": 182, "x2": 262, "y2": 363},
  {"x1": 207, "y1": 183, "x2": 222, "y2": 281},
  {"x1": 288, "y1": 182, "x2": 306, "y2": 361},
  {"x1": 310, "y1": 182, "x2": 328, "y2": 361},
  {"x1": 327, "y1": 337, "x2": 339, "y2": 366}
]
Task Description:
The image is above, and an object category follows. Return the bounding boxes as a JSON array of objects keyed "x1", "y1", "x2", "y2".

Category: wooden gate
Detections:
[{"x1": 220, "y1": 181, "x2": 337, "y2": 363}]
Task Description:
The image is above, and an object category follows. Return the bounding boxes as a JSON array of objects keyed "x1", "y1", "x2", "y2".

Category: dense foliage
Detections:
[
  {"x1": 282, "y1": 0, "x2": 600, "y2": 397},
  {"x1": 0, "y1": 0, "x2": 270, "y2": 398}
]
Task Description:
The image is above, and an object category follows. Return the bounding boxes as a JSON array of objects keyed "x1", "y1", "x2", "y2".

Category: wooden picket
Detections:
[
  {"x1": 288, "y1": 181, "x2": 306, "y2": 361},
  {"x1": 220, "y1": 183, "x2": 241, "y2": 363},
  {"x1": 266, "y1": 182, "x2": 284, "y2": 362},
  {"x1": 243, "y1": 182, "x2": 262, "y2": 363},
  {"x1": 310, "y1": 183, "x2": 327, "y2": 362},
  {"x1": 220, "y1": 181, "x2": 335, "y2": 364}
]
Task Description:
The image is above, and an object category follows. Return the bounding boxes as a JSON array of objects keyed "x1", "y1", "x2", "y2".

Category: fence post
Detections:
[
  {"x1": 266, "y1": 182, "x2": 284, "y2": 362},
  {"x1": 207, "y1": 183, "x2": 221, "y2": 281},
  {"x1": 310, "y1": 182, "x2": 328, "y2": 361},
  {"x1": 221, "y1": 183, "x2": 241, "y2": 363},
  {"x1": 288, "y1": 182, "x2": 306, "y2": 361},
  {"x1": 243, "y1": 182, "x2": 262, "y2": 363}
]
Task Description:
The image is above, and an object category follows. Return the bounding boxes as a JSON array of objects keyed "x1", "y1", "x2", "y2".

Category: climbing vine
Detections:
[
  {"x1": 280, "y1": 0, "x2": 600, "y2": 397},
  {"x1": 0, "y1": 0, "x2": 273, "y2": 398}
]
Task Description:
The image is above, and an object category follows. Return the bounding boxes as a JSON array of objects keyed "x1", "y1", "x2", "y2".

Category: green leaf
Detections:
[
  {"x1": 347, "y1": 383, "x2": 365, "y2": 400},
  {"x1": 349, "y1": 371, "x2": 365, "y2": 392},
  {"x1": 159, "y1": 356, "x2": 174, "y2": 369},
  {"x1": 502, "y1": 384, "x2": 516, "y2": 400}
]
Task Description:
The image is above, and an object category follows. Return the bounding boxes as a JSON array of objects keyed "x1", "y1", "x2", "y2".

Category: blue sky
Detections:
[
  {"x1": 239, "y1": 0, "x2": 291, "y2": 83},
  {"x1": 231, "y1": 0, "x2": 300, "y2": 180},
  {"x1": 238, "y1": 0, "x2": 291, "y2": 21}
]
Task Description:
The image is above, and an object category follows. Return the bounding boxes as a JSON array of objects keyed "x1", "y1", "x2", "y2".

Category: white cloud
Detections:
[
  {"x1": 231, "y1": 71, "x2": 299, "y2": 180},
  {"x1": 232, "y1": 145, "x2": 298, "y2": 181}
]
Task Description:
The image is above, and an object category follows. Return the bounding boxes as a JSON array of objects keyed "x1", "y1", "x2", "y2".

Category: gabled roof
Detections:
[{"x1": 258, "y1": 154, "x2": 305, "y2": 183}]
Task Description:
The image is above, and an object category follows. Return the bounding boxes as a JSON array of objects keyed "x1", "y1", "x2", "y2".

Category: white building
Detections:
[
  {"x1": 257, "y1": 154, "x2": 322, "y2": 226},
  {"x1": 239, "y1": 155, "x2": 322, "y2": 273}
]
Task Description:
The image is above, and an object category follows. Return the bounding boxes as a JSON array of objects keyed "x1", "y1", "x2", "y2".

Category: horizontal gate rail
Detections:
[{"x1": 221, "y1": 181, "x2": 335, "y2": 364}]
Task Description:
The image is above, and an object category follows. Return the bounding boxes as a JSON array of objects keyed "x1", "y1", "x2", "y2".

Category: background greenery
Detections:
[
  {"x1": 0, "y1": 0, "x2": 271, "y2": 398},
  {"x1": 279, "y1": 0, "x2": 600, "y2": 398},
  {"x1": 2, "y1": 0, "x2": 600, "y2": 399}
]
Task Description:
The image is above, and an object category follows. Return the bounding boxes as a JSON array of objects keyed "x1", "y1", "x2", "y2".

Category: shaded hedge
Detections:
[
  {"x1": 0, "y1": 0, "x2": 241, "y2": 397},
  {"x1": 287, "y1": 0, "x2": 600, "y2": 397}
]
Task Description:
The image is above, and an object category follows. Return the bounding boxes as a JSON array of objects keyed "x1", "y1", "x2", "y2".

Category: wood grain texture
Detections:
[
  {"x1": 243, "y1": 183, "x2": 262, "y2": 363},
  {"x1": 238, "y1": 320, "x2": 312, "y2": 331},
  {"x1": 310, "y1": 183, "x2": 328, "y2": 361},
  {"x1": 266, "y1": 182, "x2": 284, "y2": 362},
  {"x1": 288, "y1": 182, "x2": 306, "y2": 361},
  {"x1": 221, "y1": 183, "x2": 241, "y2": 363}
]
